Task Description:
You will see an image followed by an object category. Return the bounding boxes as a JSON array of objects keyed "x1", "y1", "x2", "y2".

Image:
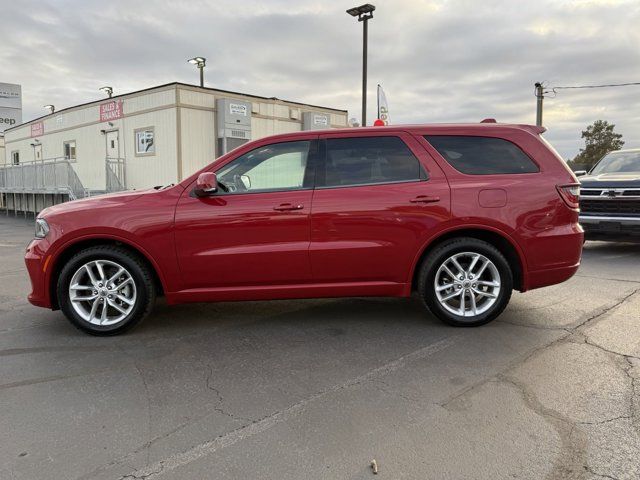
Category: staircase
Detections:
[{"x1": 0, "y1": 157, "x2": 127, "y2": 216}]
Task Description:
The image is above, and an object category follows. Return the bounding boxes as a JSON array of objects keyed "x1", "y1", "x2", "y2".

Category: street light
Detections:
[
  {"x1": 99, "y1": 86, "x2": 113, "y2": 98},
  {"x1": 347, "y1": 3, "x2": 375, "y2": 126},
  {"x1": 43, "y1": 105, "x2": 55, "y2": 114},
  {"x1": 188, "y1": 57, "x2": 207, "y2": 87},
  {"x1": 30, "y1": 139, "x2": 41, "y2": 161}
]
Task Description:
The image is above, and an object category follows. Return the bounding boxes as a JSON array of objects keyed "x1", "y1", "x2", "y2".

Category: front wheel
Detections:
[
  {"x1": 418, "y1": 238, "x2": 513, "y2": 327},
  {"x1": 57, "y1": 245, "x2": 156, "y2": 335}
]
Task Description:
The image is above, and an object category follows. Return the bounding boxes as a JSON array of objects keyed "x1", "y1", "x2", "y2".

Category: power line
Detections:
[
  {"x1": 534, "y1": 80, "x2": 640, "y2": 126},
  {"x1": 553, "y1": 82, "x2": 640, "y2": 90}
]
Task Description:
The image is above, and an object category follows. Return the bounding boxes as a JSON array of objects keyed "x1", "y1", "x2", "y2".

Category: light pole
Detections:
[
  {"x1": 188, "y1": 57, "x2": 206, "y2": 87},
  {"x1": 347, "y1": 4, "x2": 375, "y2": 126},
  {"x1": 99, "y1": 86, "x2": 113, "y2": 98},
  {"x1": 30, "y1": 139, "x2": 41, "y2": 161}
]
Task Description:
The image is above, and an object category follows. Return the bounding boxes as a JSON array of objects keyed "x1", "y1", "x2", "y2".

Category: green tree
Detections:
[{"x1": 571, "y1": 120, "x2": 624, "y2": 170}]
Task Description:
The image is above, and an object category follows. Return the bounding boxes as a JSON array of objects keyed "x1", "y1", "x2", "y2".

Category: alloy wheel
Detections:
[
  {"x1": 434, "y1": 251, "x2": 501, "y2": 318},
  {"x1": 68, "y1": 259, "x2": 137, "y2": 326}
]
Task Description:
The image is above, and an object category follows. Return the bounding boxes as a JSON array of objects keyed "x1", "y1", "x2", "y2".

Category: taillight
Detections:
[{"x1": 557, "y1": 184, "x2": 580, "y2": 209}]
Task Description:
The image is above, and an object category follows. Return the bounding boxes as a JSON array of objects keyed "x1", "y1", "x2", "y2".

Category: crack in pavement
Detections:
[
  {"x1": 442, "y1": 288, "x2": 640, "y2": 480},
  {"x1": 496, "y1": 374, "x2": 589, "y2": 480},
  {"x1": 205, "y1": 365, "x2": 253, "y2": 423},
  {"x1": 496, "y1": 287, "x2": 640, "y2": 335},
  {"x1": 111, "y1": 336, "x2": 459, "y2": 480},
  {"x1": 118, "y1": 344, "x2": 154, "y2": 467},
  {"x1": 583, "y1": 464, "x2": 620, "y2": 480},
  {"x1": 568, "y1": 288, "x2": 640, "y2": 333},
  {"x1": 120, "y1": 462, "x2": 165, "y2": 480}
]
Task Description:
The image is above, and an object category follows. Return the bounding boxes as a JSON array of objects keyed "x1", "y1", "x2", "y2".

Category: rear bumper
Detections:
[
  {"x1": 521, "y1": 223, "x2": 583, "y2": 291},
  {"x1": 526, "y1": 262, "x2": 580, "y2": 290},
  {"x1": 580, "y1": 215, "x2": 640, "y2": 239}
]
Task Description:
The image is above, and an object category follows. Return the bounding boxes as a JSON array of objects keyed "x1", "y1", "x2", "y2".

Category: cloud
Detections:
[{"x1": 1, "y1": 0, "x2": 638, "y2": 157}]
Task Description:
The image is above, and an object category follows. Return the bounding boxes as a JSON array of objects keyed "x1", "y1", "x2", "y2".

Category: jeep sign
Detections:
[{"x1": 0, "y1": 82, "x2": 22, "y2": 133}]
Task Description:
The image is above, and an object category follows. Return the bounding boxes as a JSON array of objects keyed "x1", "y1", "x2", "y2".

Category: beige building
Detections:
[{"x1": 1, "y1": 82, "x2": 347, "y2": 213}]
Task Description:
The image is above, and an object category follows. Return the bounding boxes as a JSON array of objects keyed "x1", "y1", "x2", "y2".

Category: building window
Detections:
[
  {"x1": 63, "y1": 140, "x2": 76, "y2": 160},
  {"x1": 135, "y1": 127, "x2": 155, "y2": 156},
  {"x1": 11, "y1": 151, "x2": 20, "y2": 165}
]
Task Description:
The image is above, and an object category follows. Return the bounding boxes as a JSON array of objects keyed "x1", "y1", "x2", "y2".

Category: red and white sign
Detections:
[
  {"x1": 99, "y1": 100, "x2": 124, "y2": 122},
  {"x1": 30, "y1": 121, "x2": 44, "y2": 137}
]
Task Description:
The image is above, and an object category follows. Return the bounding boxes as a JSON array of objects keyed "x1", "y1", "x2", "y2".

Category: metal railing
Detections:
[
  {"x1": 106, "y1": 157, "x2": 126, "y2": 192},
  {"x1": 0, "y1": 157, "x2": 86, "y2": 200}
]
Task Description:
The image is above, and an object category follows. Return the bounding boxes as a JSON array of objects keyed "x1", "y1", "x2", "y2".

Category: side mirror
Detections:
[
  {"x1": 194, "y1": 172, "x2": 218, "y2": 197},
  {"x1": 574, "y1": 170, "x2": 587, "y2": 177}
]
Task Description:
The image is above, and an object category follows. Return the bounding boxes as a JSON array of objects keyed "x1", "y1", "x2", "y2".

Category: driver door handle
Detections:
[
  {"x1": 410, "y1": 195, "x2": 440, "y2": 204},
  {"x1": 273, "y1": 203, "x2": 304, "y2": 211}
]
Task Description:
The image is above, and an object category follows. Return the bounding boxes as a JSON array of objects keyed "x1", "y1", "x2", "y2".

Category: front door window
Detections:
[{"x1": 216, "y1": 140, "x2": 312, "y2": 193}]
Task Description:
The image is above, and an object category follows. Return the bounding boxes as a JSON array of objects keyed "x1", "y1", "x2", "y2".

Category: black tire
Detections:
[
  {"x1": 417, "y1": 237, "x2": 513, "y2": 327},
  {"x1": 57, "y1": 245, "x2": 155, "y2": 335}
]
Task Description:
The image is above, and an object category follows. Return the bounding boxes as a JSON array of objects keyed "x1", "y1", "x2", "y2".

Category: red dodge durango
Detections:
[{"x1": 25, "y1": 124, "x2": 584, "y2": 335}]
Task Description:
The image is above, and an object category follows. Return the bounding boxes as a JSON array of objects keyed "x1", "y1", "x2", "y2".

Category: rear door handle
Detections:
[
  {"x1": 273, "y1": 203, "x2": 304, "y2": 211},
  {"x1": 410, "y1": 195, "x2": 440, "y2": 204}
]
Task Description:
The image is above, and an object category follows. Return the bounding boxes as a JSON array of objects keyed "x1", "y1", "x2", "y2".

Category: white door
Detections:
[
  {"x1": 34, "y1": 144, "x2": 42, "y2": 161},
  {"x1": 106, "y1": 130, "x2": 120, "y2": 159}
]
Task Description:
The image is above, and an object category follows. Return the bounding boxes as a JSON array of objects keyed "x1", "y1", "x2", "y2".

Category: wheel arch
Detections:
[
  {"x1": 48, "y1": 236, "x2": 166, "y2": 310},
  {"x1": 410, "y1": 227, "x2": 526, "y2": 292}
]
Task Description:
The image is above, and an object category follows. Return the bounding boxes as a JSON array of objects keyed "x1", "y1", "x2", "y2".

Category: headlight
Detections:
[{"x1": 35, "y1": 218, "x2": 50, "y2": 239}]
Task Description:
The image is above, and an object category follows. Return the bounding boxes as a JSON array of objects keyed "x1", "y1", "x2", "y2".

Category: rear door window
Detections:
[
  {"x1": 424, "y1": 135, "x2": 539, "y2": 175},
  {"x1": 318, "y1": 136, "x2": 426, "y2": 188}
]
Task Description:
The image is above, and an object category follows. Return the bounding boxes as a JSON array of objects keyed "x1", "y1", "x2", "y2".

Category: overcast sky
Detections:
[{"x1": 1, "y1": 0, "x2": 639, "y2": 158}]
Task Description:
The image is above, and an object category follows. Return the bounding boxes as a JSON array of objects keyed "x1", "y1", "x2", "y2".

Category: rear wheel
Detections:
[
  {"x1": 57, "y1": 245, "x2": 155, "y2": 335},
  {"x1": 418, "y1": 237, "x2": 513, "y2": 327}
]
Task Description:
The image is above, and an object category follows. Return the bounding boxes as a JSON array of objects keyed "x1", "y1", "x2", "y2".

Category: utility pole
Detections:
[{"x1": 535, "y1": 82, "x2": 544, "y2": 127}]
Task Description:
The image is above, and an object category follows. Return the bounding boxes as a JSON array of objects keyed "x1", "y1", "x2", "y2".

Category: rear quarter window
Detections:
[{"x1": 424, "y1": 135, "x2": 539, "y2": 175}]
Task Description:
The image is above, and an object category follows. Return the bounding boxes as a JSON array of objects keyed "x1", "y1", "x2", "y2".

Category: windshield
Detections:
[{"x1": 591, "y1": 151, "x2": 640, "y2": 175}]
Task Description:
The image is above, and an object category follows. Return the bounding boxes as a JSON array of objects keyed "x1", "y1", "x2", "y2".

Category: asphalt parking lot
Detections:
[{"x1": 1, "y1": 215, "x2": 639, "y2": 480}]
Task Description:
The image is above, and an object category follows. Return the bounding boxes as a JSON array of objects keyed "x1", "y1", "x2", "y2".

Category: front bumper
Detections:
[
  {"x1": 25, "y1": 239, "x2": 52, "y2": 308},
  {"x1": 580, "y1": 215, "x2": 640, "y2": 239}
]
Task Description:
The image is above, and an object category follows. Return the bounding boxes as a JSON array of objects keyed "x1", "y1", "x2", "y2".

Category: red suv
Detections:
[{"x1": 25, "y1": 124, "x2": 583, "y2": 335}]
